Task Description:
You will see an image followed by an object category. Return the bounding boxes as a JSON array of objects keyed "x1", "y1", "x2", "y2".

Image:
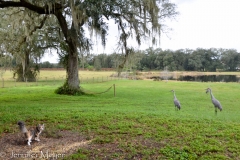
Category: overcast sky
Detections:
[{"x1": 42, "y1": 0, "x2": 240, "y2": 63}]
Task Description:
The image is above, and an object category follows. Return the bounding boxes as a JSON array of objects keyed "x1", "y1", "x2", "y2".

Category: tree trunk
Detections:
[
  {"x1": 15, "y1": 51, "x2": 37, "y2": 82},
  {"x1": 54, "y1": 11, "x2": 81, "y2": 93},
  {"x1": 67, "y1": 51, "x2": 80, "y2": 90},
  {"x1": 24, "y1": 51, "x2": 30, "y2": 81}
]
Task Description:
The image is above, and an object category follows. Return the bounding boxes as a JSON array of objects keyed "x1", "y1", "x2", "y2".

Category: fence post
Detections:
[
  {"x1": 113, "y1": 84, "x2": 116, "y2": 97},
  {"x1": 2, "y1": 78, "x2": 4, "y2": 88}
]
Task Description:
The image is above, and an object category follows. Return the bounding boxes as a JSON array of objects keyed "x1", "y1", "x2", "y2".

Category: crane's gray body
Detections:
[
  {"x1": 206, "y1": 88, "x2": 222, "y2": 113},
  {"x1": 171, "y1": 90, "x2": 181, "y2": 110}
]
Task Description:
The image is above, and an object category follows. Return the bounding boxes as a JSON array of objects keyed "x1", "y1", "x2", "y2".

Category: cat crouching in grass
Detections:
[{"x1": 17, "y1": 121, "x2": 45, "y2": 146}]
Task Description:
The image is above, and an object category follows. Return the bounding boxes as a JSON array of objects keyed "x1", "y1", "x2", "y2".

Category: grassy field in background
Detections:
[
  {"x1": 0, "y1": 70, "x2": 117, "y2": 87},
  {"x1": 2, "y1": 69, "x2": 240, "y2": 80},
  {"x1": 0, "y1": 71, "x2": 240, "y2": 159},
  {"x1": 0, "y1": 70, "x2": 116, "y2": 79},
  {"x1": 1, "y1": 69, "x2": 240, "y2": 88}
]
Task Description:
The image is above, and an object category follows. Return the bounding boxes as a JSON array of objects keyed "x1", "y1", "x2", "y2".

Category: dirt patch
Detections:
[{"x1": 0, "y1": 130, "x2": 91, "y2": 160}]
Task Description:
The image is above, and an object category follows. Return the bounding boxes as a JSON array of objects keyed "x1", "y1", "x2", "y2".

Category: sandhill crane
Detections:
[
  {"x1": 171, "y1": 90, "x2": 181, "y2": 110},
  {"x1": 206, "y1": 88, "x2": 222, "y2": 114}
]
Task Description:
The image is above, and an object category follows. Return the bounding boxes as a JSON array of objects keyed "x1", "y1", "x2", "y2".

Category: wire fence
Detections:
[{"x1": 0, "y1": 76, "x2": 122, "y2": 88}]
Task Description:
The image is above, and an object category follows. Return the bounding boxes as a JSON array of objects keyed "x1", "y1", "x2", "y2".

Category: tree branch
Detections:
[{"x1": 0, "y1": 0, "x2": 63, "y2": 14}]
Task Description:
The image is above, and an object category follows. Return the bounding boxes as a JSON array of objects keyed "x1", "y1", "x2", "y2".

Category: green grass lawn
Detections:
[{"x1": 0, "y1": 79, "x2": 240, "y2": 159}]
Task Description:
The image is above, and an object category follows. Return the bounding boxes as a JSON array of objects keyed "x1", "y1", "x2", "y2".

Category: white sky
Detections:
[{"x1": 42, "y1": 0, "x2": 240, "y2": 63}]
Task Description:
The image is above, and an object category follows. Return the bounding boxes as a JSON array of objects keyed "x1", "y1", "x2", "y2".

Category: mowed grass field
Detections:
[{"x1": 0, "y1": 70, "x2": 240, "y2": 159}]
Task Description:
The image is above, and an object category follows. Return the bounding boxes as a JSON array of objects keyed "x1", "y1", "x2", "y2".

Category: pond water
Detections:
[{"x1": 159, "y1": 75, "x2": 240, "y2": 82}]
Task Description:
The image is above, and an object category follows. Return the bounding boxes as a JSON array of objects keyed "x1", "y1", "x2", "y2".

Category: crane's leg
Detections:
[{"x1": 215, "y1": 108, "x2": 217, "y2": 115}]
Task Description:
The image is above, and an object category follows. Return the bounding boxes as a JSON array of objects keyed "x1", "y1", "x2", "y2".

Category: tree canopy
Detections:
[{"x1": 0, "y1": 0, "x2": 178, "y2": 94}]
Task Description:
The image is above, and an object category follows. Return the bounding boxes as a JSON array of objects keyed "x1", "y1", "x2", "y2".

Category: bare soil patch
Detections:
[{"x1": 0, "y1": 130, "x2": 91, "y2": 160}]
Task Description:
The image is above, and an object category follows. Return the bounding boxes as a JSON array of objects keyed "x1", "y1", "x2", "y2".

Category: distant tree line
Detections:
[
  {"x1": 34, "y1": 47, "x2": 240, "y2": 72},
  {"x1": 39, "y1": 61, "x2": 63, "y2": 68}
]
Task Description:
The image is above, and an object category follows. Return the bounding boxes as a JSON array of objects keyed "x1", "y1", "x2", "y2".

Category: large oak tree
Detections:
[{"x1": 0, "y1": 0, "x2": 178, "y2": 94}]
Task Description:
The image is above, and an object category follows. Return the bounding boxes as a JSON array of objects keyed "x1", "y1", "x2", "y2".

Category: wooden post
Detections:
[
  {"x1": 113, "y1": 84, "x2": 116, "y2": 97},
  {"x1": 2, "y1": 78, "x2": 4, "y2": 88}
]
